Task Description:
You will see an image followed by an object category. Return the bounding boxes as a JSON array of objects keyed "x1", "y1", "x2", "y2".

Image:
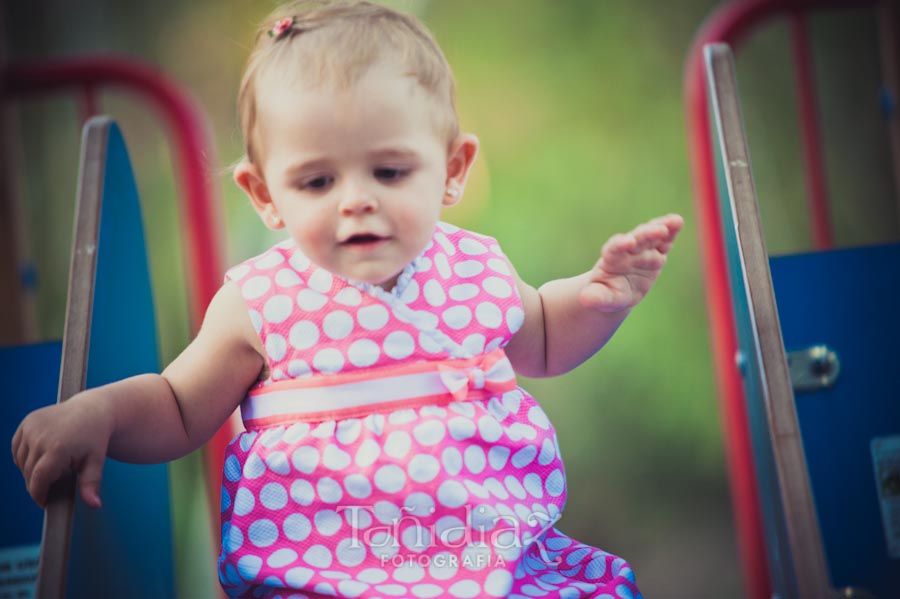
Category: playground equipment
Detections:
[
  {"x1": 1, "y1": 118, "x2": 176, "y2": 598},
  {"x1": 0, "y1": 58, "x2": 231, "y2": 597},
  {"x1": 687, "y1": 1, "x2": 900, "y2": 598}
]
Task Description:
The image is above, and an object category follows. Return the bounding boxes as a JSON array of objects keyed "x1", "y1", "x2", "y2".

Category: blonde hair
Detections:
[{"x1": 238, "y1": 0, "x2": 459, "y2": 165}]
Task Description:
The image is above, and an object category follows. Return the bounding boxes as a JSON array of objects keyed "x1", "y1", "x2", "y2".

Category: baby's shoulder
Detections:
[
  {"x1": 224, "y1": 238, "x2": 301, "y2": 284},
  {"x1": 433, "y1": 221, "x2": 507, "y2": 258},
  {"x1": 428, "y1": 223, "x2": 517, "y2": 296}
]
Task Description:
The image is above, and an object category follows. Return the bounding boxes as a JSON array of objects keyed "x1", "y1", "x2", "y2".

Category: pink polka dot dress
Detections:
[{"x1": 218, "y1": 222, "x2": 642, "y2": 599}]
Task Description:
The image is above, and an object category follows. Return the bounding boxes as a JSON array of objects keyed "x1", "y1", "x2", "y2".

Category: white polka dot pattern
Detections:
[
  {"x1": 225, "y1": 224, "x2": 525, "y2": 385},
  {"x1": 220, "y1": 394, "x2": 641, "y2": 598},
  {"x1": 219, "y1": 224, "x2": 641, "y2": 598}
]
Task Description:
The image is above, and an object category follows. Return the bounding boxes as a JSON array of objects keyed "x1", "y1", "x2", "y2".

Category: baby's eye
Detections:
[
  {"x1": 301, "y1": 175, "x2": 333, "y2": 191},
  {"x1": 374, "y1": 167, "x2": 409, "y2": 182}
]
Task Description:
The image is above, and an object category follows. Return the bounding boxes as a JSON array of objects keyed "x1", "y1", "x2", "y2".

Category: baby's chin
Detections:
[
  {"x1": 342, "y1": 268, "x2": 403, "y2": 291},
  {"x1": 367, "y1": 271, "x2": 402, "y2": 291}
]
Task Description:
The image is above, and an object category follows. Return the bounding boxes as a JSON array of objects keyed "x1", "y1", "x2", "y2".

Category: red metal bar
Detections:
[
  {"x1": 78, "y1": 85, "x2": 99, "y2": 129},
  {"x1": 790, "y1": 11, "x2": 836, "y2": 249},
  {"x1": 2, "y1": 56, "x2": 233, "y2": 576},
  {"x1": 686, "y1": 9, "x2": 772, "y2": 598},
  {"x1": 684, "y1": 1, "x2": 866, "y2": 597},
  {"x1": 2, "y1": 57, "x2": 224, "y2": 328}
]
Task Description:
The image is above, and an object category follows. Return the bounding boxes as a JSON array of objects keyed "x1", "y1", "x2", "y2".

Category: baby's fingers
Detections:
[
  {"x1": 600, "y1": 228, "x2": 665, "y2": 269},
  {"x1": 600, "y1": 233, "x2": 637, "y2": 259},
  {"x1": 649, "y1": 213, "x2": 684, "y2": 229},
  {"x1": 11, "y1": 426, "x2": 26, "y2": 471},
  {"x1": 634, "y1": 213, "x2": 682, "y2": 242},
  {"x1": 77, "y1": 456, "x2": 104, "y2": 509},
  {"x1": 629, "y1": 251, "x2": 667, "y2": 272},
  {"x1": 631, "y1": 223, "x2": 670, "y2": 252},
  {"x1": 28, "y1": 455, "x2": 68, "y2": 508},
  {"x1": 11, "y1": 426, "x2": 20, "y2": 459},
  {"x1": 621, "y1": 215, "x2": 683, "y2": 257},
  {"x1": 600, "y1": 226, "x2": 663, "y2": 264},
  {"x1": 649, "y1": 214, "x2": 684, "y2": 245}
]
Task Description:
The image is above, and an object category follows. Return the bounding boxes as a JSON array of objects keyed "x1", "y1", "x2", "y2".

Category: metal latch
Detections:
[
  {"x1": 834, "y1": 587, "x2": 876, "y2": 599},
  {"x1": 787, "y1": 345, "x2": 840, "y2": 393}
]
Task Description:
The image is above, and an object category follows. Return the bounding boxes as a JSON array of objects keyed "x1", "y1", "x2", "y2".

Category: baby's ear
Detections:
[
  {"x1": 234, "y1": 160, "x2": 283, "y2": 230},
  {"x1": 443, "y1": 133, "x2": 479, "y2": 206}
]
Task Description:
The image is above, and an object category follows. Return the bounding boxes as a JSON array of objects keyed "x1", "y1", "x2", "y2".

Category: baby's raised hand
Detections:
[{"x1": 579, "y1": 214, "x2": 683, "y2": 313}]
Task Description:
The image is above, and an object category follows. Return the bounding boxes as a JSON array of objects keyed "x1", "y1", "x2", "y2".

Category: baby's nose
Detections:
[{"x1": 338, "y1": 182, "x2": 378, "y2": 215}]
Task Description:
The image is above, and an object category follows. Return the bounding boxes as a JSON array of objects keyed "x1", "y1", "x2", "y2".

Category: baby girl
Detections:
[{"x1": 14, "y1": 2, "x2": 682, "y2": 598}]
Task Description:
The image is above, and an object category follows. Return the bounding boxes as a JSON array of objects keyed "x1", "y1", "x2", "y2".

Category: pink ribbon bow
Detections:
[{"x1": 438, "y1": 350, "x2": 517, "y2": 401}]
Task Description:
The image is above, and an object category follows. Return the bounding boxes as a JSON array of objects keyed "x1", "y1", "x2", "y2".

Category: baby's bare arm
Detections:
[
  {"x1": 505, "y1": 214, "x2": 682, "y2": 377},
  {"x1": 108, "y1": 281, "x2": 264, "y2": 460},
  {"x1": 504, "y1": 273, "x2": 631, "y2": 377},
  {"x1": 11, "y1": 282, "x2": 264, "y2": 508}
]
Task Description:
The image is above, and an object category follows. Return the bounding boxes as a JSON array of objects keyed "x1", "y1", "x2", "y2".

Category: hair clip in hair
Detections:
[{"x1": 269, "y1": 16, "x2": 296, "y2": 40}]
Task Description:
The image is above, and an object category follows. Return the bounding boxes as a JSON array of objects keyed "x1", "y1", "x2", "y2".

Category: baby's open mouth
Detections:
[{"x1": 342, "y1": 233, "x2": 388, "y2": 245}]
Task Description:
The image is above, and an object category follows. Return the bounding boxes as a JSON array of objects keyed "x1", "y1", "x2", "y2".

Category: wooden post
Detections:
[
  {"x1": 706, "y1": 44, "x2": 834, "y2": 599},
  {"x1": 34, "y1": 119, "x2": 109, "y2": 599}
]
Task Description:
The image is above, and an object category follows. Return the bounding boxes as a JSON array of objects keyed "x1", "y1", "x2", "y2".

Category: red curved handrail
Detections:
[
  {"x1": 684, "y1": 1, "x2": 872, "y2": 597},
  {"x1": 2, "y1": 55, "x2": 235, "y2": 582},
  {"x1": 2, "y1": 56, "x2": 224, "y2": 325}
]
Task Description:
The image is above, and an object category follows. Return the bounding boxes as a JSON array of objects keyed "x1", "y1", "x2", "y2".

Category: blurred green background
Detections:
[{"x1": 3, "y1": 1, "x2": 894, "y2": 597}]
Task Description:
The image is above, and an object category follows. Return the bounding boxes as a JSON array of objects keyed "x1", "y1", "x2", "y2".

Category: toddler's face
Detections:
[{"x1": 245, "y1": 60, "x2": 460, "y2": 290}]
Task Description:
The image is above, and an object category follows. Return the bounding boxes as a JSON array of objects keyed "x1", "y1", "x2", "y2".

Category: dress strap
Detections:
[{"x1": 241, "y1": 349, "x2": 517, "y2": 429}]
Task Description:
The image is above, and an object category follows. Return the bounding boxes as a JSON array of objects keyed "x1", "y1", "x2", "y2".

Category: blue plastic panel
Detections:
[
  {"x1": 770, "y1": 243, "x2": 900, "y2": 597},
  {"x1": 65, "y1": 122, "x2": 175, "y2": 599},
  {"x1": 0, "y1": 342, "x2": 63, "y2": 549},
  {"x1": 0, "y1": 121, "x2": 175, "y2": 598}
]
